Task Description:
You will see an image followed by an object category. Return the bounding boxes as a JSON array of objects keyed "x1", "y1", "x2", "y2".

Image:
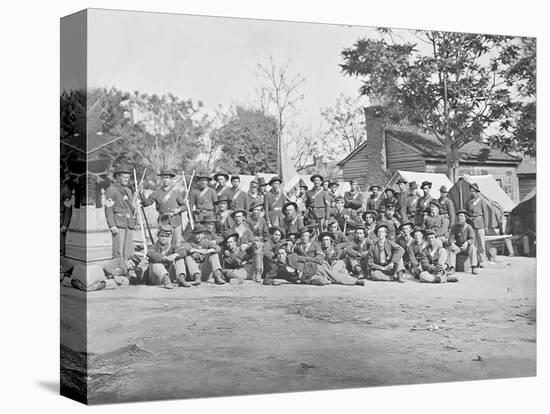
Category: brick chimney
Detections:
[{"x1": 363, "y1": 105, "x2": 389, "y2": 186}]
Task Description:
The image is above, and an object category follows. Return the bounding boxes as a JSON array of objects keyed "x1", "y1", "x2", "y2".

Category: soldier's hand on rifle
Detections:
[{"x1": 110, "y1": 226, "x2": 119, "y2": 235}]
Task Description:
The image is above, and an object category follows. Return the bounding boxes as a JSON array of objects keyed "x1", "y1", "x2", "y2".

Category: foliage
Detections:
[
  {"x1": 211, "y1": 106, "x2": 278, "y2": 175},
  {"x1": 340, "y1": 30, "x2": 533, "y2": 179}
]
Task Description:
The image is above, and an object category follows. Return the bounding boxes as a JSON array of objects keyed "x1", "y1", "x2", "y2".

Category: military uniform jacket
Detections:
[
  {"x1": 344, "y1": 190, "x2": 364, "y2": 210},
  {"x1": 377, "y1": 216, "x2": 400, "y2": 241},
  {"x1": 246, "y1": 192, "x2": 264, "y2": 209},
  {"x1": 345, "y1": 237, "x2": 373, "y2": 260},
  {"x1": 282, "y1": 215, "x2": 304, "y2": 237},
  {"x1": 420, "y1": 245, "x2": 446, "y2": 272},
  {"x1": 320, "y1": 245, "x2": 347, "y2": 266},
  {"x1": 246, "y1": 216, "x2": 270, "y2": 241},
  {"x1": 449, "y1": 222, "x2": 476, "y2": 246},
  {"x1": 105, "y1": 182, "x2": 136, "y2": 229},
  {"x1": 233, "y1": 224, "x2": 255, "y2": 246},
  {"x1": 221, "y1": 247, "x2": 247, "y2": 269},
  {"x1": 306, "y1": 187, "x2": 331, "y2": 220},
  {"x1": 141, "y1": 187, "x2": 187, "y2": 228},
  {"x1": 262, "y1": 239, "x2": 279, "y2": 262},
  {"x1": 60, "y1": 185, "x2": 72, "y2": 228},
  {"x1": 333, "y1": 208, "x2": 360, "y2": 233},
  {"x1": 216, "y1": 210, "x2": 235, "y2": 235},
  {"x1": 367, "y1": 239, "x2": 404, "y2": 268},
  {"x1": 397, "y1": 191, "x2": 408, "y2": 221},
  {"x1": 147, "y1": 241, "x2": 187, "y2": 264},
  {"x1": 216, "y1": 184, "x2": 231, "y2": 199},
  {"x1": 423, "y1": 214, "x2": 449, "y2": 239},
  {"x1": 466, "y1": 196, "x2": 488, "y2": 229},
  {"x1": 366, "y1": 195, "x2": 385, "y2": 213},
  {"x1": 406, "y1": 195, "x2": 419, "y2": 220},
  {"x1": 294, "y1": 240, "x2": 324, "y2": 259},
  {"x1": 438, "y1": 197, "x2": 456, "y2": 226},
  {"x1": 264, "y1": 190, "x2": 285, "y2": 226},
  {"x1": 190, "y1": 186, "x2": 217, "y2": 212},
  {"x1": 181, "y1": 238, "x2": 220, "y2": 262},
  {"x1": 416, "y1": 194, "x2": 433, "y2": 221},
  {"x1": 230, "y1": 187, "x2": 248, "y2": 211},
  {"x1": 396, "y1": 235, "x2": 417, "y2": 267},
  {"x1": 263, "y1": 254, "x2": 322, "y2": 285}
]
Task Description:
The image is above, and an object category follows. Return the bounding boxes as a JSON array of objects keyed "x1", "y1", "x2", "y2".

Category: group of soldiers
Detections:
[{"x1": 84, "y1": 163, "x2": 491, "y2": 290}]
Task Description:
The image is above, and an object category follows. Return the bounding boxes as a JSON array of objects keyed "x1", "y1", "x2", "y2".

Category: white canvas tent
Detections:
[{"x1": 385, "y1": 170, "x2": 453, "y2": 199}]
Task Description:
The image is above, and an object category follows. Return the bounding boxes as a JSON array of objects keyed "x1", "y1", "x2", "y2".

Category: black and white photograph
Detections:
[{"x1": 57, "y1": 8, "x2": 539, "y2": 405}]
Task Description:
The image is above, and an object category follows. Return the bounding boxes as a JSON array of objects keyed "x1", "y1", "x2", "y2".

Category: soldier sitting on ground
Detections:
[
  {"x1": 281, "y1": 201, "x2": 304, "y2": 238},
  {"x1": 326, "y1": 217, "x2": 350, "y2": 248},
  {"x1": 294, "y1": 226, "x2": 323, "y2": 259},
  {"x1": 146, "y1": 225, "x2": 190, "y2": 289},
  {"x1": 182, "y1": 223, "x2": 225, "y2": 285},
  {"x1": 396, "y1": 221, "x2": 419, "y2": 279},
  {"x1": 419, "y1": 230, "x2": 457, "y2": 283},
  {"x1": 219, "y1": 229, "x2": 251, "y2": 284},
  {"x1": 317, "y1": 231, "x2": 365, "y2": 286},
  {"x1": 367, "y1": 223, "x2": 406, "y2": 282},
  {"x1": 230, "y1": 208, "x2": 263, "y2": 282},
  {"x1": 345, "y1": 225, "x2": 373, "y2": 279},
  {"x1": 263, "y1": 242, "x2": 328, "y2": 286}
]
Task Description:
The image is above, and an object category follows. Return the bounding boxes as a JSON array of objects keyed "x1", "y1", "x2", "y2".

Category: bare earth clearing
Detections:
[{"x1": 61, "y1": 257, "x2": 536, "y2": 404}]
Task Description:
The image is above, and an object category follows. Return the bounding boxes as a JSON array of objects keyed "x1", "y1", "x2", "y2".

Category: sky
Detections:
[{"x1": 86, "y1": 9, "x2": 397, "y2": 134}]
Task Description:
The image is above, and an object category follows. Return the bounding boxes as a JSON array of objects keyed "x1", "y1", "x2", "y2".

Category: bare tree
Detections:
[{"x1": 256, "y1": 56, "x2": 306, "y2": 173}]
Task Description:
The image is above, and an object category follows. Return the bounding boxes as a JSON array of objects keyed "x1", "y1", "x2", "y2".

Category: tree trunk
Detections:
[{"x1": 445, "y1": 141, "x2": 460, "y2": 183}]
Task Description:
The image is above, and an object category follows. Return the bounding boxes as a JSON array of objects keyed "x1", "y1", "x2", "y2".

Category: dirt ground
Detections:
[{"x1": 60, "y1": 256, "x2": 536, "y2": 404}]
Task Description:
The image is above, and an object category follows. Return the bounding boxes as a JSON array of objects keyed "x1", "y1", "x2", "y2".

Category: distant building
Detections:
[
  {"x1": 337, "y1": 106, "x2": 522, "y2": 202},
  {"x1": 517, "y1": 156, "x2": 536, "y2": 201}
]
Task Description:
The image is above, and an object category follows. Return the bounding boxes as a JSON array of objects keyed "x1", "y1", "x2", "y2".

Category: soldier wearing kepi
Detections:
[
  {"x1": 344, "y1": 178, "x2": 364, "y2": 212},
  {"x1": 146, "y1": 225, "x2": 190, "y2": 289},
  {"x1": 189, "y1": 171, "x2": 217, "y2": 222},
  {"x1": 416, "y1": 181, "x2": 434, "y2": 226},
  {"x1": 466, "y1": 183, "x2": 489, "y2": 266},
  {"x1": 448, "y1": 209, "x2": 479, "y2": 275},
  {"x1": 140, "y1": 169, "x2": 187, "y2": 247},
  {"x1": 306, "y1": 174, "x2": 331, "y2": 232},
  {"x1": 264, "y1": 176, "x2": 285, "y2": 228},
  {"x1": 104, "y1": 164, "x2": 136, "y2": 261},
  {"x1": 438, "y1": 185, "x2": 455, "y2": 228}
]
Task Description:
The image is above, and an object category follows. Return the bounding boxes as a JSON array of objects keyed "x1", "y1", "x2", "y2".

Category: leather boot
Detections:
[{"x1": 213, "y1": 269, "x2": 226, "y2": 285}]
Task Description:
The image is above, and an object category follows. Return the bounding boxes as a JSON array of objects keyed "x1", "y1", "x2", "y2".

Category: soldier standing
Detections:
[
  {"x1": 264, "y1": 176, "x2": 285, "y2": 228},
  {"x1": 246, "y1": 179, "x2": 263, "y2": 208},
  {"x1": 406, "y1": 181, "x2": 419, "y2": 222},
  {"x1": 60, "y1": 180, "x2": 72, "y2": 257},
  {"x1": 327, "y1": 182, "x2": 339, "y2": 215},
  {"x1": 189, "y1": 171, "x2": 217, "y2": 222},
  {"x1": 396, "y1": 178, "x2": 408, "y2": 222},
  {"x1": 214, "y1": 194, "x2": 234, "y2": 235},
  {"x1": 416, "y1": 181, "x2": 433, "y2": 226},
  {"x1": 229, "y1": 175, "x2": 248, "y2": 211},
  {"x1": 213, "y1": 172, "x2": 231, "y2": 199},
  {"x1": 306, "y1": 174, "x2": 331, "y2": 232},
  {"x1": 438, "y1": 185, "x2": 455, "y2": 228},
  {"x1": 344, "y1": 178, "x2": 364, "y2": 211},
  {"x1": 366, "y1": 184, "x2": 385, "y2": 213},
  {"x1": 466, "y1": 183, "x2": 488, "y2": 266},
  {"x1": 140, "y1": 169, "x2": 187, "y2": 247},
  {"x1": 104, "y1": 164, "x2": 136, "y2": 261}
]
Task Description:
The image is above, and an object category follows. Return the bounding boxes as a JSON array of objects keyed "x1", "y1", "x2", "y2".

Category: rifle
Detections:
[
  {"x1": 182, "y1": 170, "x2": 196, "y2": 230},
  {"x1": 133, "y1": 169, "x2": 149, "y2": 254}
]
